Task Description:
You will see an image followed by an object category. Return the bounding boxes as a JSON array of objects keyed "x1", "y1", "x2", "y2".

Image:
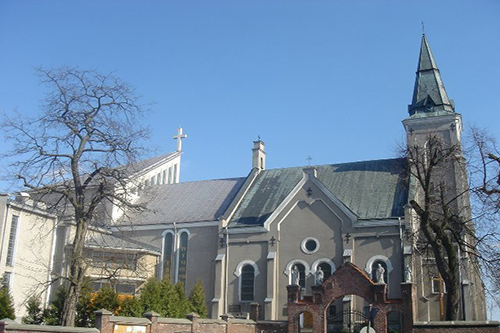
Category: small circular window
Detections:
[{"x1": 301, "y1": 237, "x2": 319, "y2": 254}]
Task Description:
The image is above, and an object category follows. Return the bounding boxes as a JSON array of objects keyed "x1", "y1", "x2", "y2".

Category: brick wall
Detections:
[
  {"x1": 95, "y1": 310, "x2": 287, "y2": 333},
  {"x1": 413, "y1": 321, "x2": 500, "y2": 333}
]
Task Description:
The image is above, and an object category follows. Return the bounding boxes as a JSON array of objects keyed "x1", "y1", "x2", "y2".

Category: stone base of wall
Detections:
[{"x1": 413, "y1": 321, "x2": 500, "y2": 333}]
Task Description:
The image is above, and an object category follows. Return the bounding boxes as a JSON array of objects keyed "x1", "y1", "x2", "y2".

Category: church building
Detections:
[{"x1": 50, "y1": 34, "x2": 486, "y2": 328}]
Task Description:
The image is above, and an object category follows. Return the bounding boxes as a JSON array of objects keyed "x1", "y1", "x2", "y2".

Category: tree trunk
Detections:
[{"x1": 61, "y1": 215, "x2": 88, "y2": 326}]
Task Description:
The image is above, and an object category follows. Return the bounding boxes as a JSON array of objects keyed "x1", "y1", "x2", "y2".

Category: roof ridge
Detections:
[
  {"x1": 260, "y1": 157, "x2": 406, "y2": 172},
  {"x1": 155, "y1": 177, "x2": 247, "y2": 186}
]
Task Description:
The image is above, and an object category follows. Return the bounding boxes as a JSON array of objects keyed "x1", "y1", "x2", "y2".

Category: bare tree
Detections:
[
  {"x1": 1, "y1": 67, "x2": 149, "y2": 326},
  {"x1": 468, "y1": 128, "x2": 500, "y2": 307},
  {"x1": 405, "y1": 134, "x2": 482, "y2": 320}
]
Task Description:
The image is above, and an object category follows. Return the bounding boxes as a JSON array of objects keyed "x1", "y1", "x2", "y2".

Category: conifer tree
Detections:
[
  {"x1": 139, "y1": 278, "x2": 163, "y2": 315},
  {"x1": 0, "y1": 286, "x2": 15, "y2": 320},
  {"x1": 22, "y1": 296, "x2": 43, "y2": 324},
  {"x1": 119, "y1": 296, "x2": 142, "y2": 317},
  {"x1": 188, "y1": 280, "x2": 208, "y2": 318},
  {"x1": 44, "y1": 286, "x2": 66, "y2": 325},
  {"x1": 173, "y1": 282, "x2": 189, "y2": 318},
  {"x1": 93, "y1": 287, "x2": 120, "y2": 314},
  {"x1": 159, "y1": 278, "x2": 177, "y2": 318}
]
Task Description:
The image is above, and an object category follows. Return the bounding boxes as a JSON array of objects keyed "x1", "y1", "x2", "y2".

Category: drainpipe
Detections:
[
  {"x1": 224, "y1": 226, "x2": 229, "y2": 314},
  {"x1": 173, "y1": 222, "x2": 178, "y2": 283},
  {"x1": 46, "y1": 216, "x2": 59, "y2": 306},
  {"x1": 399, "y1": 217, "x2": 404, "y2": 283},
  {"x1": 458, "y1": 246, "x2": 466, "y2": 320}
]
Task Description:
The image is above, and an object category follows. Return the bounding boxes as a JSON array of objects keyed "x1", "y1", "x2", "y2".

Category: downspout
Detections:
[
  {"x1": 173, "y1": 222, "x2": 178, "y2": 283},
  {"x1": 399, "y1": 217, "x2": 404, "y2": 282},
  {"x1": 224, "y1": 226, "x2": 229, "y2": 314},
  {"x1": 458, "y1": 245, "x2": 466, "y2": 320},
  {"x1": 46, "y1": 216, "x2": 58, "y2": 306},
  {"x1": 276, "y1": 225, "x2": 281, "y2": 319}
]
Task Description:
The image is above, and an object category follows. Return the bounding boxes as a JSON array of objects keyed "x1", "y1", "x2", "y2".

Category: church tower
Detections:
[
  {"x1": 403, "y1": 35, "x2": 486, "y2": 321},
  {"x1": 402, "y1": 34, "x2": 462, "y2": 148}
]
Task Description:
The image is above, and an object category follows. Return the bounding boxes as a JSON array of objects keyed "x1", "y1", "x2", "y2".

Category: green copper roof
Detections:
[
  {"x1": 408, "y1": 35, "x2": 454, "y2": 116},
  {"x1": 229, "y1": 158, "x2": 408, "y2": 227}
]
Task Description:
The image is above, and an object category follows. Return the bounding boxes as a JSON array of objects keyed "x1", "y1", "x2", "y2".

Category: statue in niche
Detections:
[
  {"x1": 291, "y1": 266, "x2": 300, "y2": 286},
  {"x1": 315, "y1": 266, "x2": 324, "y2": 285},
  {"x1": 405, "y1": 265, "x2": 412, "y2": 282},
  {"x1": 375, "y1": 263, "x2": 386, "y2": 284}
]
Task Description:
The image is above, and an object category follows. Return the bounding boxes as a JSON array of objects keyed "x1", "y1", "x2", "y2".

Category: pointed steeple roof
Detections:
[{"x1": 408, "y1": 34, "x2": 454, "y2": 116}]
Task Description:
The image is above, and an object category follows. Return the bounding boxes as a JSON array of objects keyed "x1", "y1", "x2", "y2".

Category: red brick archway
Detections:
[{"x1": 287, "y1": 262, "x2": 413, "y2": 333}]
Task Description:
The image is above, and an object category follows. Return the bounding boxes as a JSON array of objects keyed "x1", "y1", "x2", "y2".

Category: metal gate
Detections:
[{"x1": 327, "y1": 310, "x2": 368, "y2": 333}]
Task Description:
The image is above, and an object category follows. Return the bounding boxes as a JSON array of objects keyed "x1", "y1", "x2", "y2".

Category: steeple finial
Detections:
[{"x1": 408, "y1": 35, "x2": 454, "y2": 116}]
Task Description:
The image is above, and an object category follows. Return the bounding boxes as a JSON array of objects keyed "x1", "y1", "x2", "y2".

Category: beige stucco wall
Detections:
[{"x1": 0, "y1": 196, "x2": 56, "y2": 318}]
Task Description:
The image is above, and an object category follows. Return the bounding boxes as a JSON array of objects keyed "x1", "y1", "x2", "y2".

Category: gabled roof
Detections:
[
  {"x1": 228, "y1": 158, "x2": 408, "y2": 227},
  {"x1": 120, "y1": 151, "x2": 180, "y2": 178},
  {"x1": 408, "y1": 34, "x2": 454, "y2": 115},
  {"x1": 117, "y1": 178, "x2": 246, "y2": 225},
  {"x1": 85, "y1": 232, "x2": 161, "y2": 254}
]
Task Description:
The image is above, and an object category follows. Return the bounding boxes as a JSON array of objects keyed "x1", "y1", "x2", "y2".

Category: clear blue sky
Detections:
[
  {"x1": 1, "y1": 1, "x2": 499, "y2": 184},
  {"x1": 1, "y1": 0, "x2": 499, "y2": 319}
]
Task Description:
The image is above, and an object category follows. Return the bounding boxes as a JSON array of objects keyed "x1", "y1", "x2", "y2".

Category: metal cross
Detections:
[
  {"x1": 344, "y1": 233, "x2": 351, "y2": 244},
  {"x1": 173, "y1": 127, "x2": 188, "y2": 152},
  {"x1": 306, "y1": 156, "x2": 312, "y2": 166}
]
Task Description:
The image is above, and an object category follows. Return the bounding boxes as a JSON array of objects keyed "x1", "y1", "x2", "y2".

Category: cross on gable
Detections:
[{"x1": 173, "y1": 127, "x2": 188, "y2": 151}]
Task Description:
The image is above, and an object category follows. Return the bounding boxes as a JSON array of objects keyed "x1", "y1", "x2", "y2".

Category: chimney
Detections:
[{"x1": 252, "y1": 140, "x2": 266, "y2": 170}]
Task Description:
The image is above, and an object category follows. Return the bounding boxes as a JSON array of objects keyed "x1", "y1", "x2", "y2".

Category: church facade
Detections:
[{"x1": 48, "y1": 35, "x2": 486, "y2": 328}]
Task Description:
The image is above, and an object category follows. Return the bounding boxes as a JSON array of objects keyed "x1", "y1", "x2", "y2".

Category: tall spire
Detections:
[{"x1": 408, "y1": 34, "x2": 454, "y2": 116}]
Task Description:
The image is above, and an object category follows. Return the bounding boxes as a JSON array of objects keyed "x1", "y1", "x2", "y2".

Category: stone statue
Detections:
[
  {"x1": 375, "y1": 263, "x2": 385, "y2": 283},
  {"x1": 291, "y1": 266, "x2": 300, "y2": 286},
  {"x1": 315, "y1": 267, "x2": 324, "y2": 285},
  {"x1": 404, "y1": 265, "x2": 412, "y2": 282}
]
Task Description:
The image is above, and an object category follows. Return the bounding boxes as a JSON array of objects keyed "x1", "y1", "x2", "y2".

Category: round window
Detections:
[{"x1": 301, "y1": 237, "x2": 320, "y2": 254}]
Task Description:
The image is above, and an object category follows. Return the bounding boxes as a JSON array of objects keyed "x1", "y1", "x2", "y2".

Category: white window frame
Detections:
[
  {"x1": 175, "y1": 229, "x2": 190, "y2": 284},
  {"x1": 284, "y1": 259, "x2": 310, "y2": 287},
  {"x1": 6, "y1": 215, "x2": 20, "y2": 267},
  {"x1": 431, "y1": 276, "x2": 447, "y2": 294},
  {"x1": 234, "y1": 260, "x2": 260, "y2": 302},
  {"x1": 161, "y1": 230, "x2": 175, "y2": 279},
  {"x1": 311, "y1": 258, "x2": 336, "y2": 277},
  {"x1": 300, "y1": 237, "x2": 320, "y2": 255},
  {"x1": 365, "y1": 255, "x2": 393, "y2": 286}
]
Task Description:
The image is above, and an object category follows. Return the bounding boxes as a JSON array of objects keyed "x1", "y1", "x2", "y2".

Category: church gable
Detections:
[{"x1": 228, "y1": 158, "x2": 408, "y2": 228}]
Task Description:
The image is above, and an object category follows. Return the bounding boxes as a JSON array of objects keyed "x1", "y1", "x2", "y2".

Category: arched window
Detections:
[
  {"x1": 168, "y1": 167, "x2": 172, "y2": 184},
  {"x1": 162, "y1": 232, "x2": 174, "y2": 279},
  {"x1": 240, "y1": 265, "x2": 255, "y2": 301},
  {"x1": 311, "y1": 258, "x2": 335, "y2": 281},
  {"x1": 285, "y1": 260, "x2": 310, "y2": 288},
  {"x1": 173, "y1": 164, "x2": 178, "y2": 183},
  {"x1": 177, "y1": 231, "x2": 189, "y2": 285},
  {"x1": 319, "y1": 262, "x2": 332, "y2": 280},
  {"x1": 365, "y1": 255, "x2": 393, "y2": 285},
  {"x1": 294, "y1": 263, "x2": 306, "y2": 288}
]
